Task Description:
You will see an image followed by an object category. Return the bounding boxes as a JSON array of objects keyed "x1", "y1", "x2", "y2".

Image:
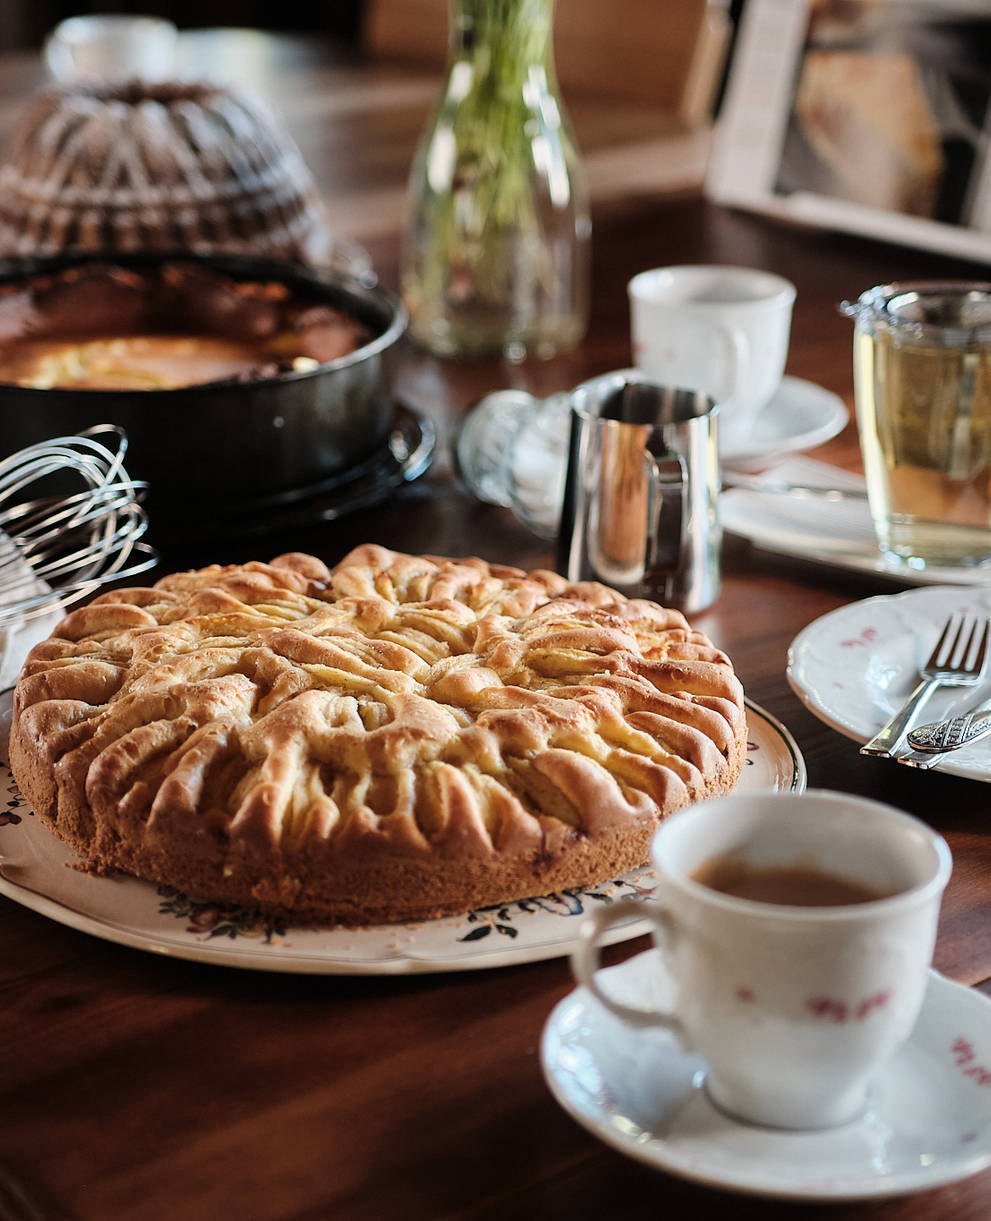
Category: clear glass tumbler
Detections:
[{"x1": 843, "y1": 281, "x2": 991, "y2": 571}]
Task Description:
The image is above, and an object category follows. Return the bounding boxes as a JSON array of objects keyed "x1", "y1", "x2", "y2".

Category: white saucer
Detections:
[
  {"x1": 720, "y1": 376, "x2": 848, "y2": 469},
  {"x1": 0, "y1": 700, "x2": 803, "y2": 974},
  {"x1": 541, "y1": 950, "x2": 991, "y2": 1201},
  {"x1": 721, "y1": 457, "x2": 991, "y2": 586},
  {"x1": 787, "y1": 585, "x2": 991, "y2": 782}
]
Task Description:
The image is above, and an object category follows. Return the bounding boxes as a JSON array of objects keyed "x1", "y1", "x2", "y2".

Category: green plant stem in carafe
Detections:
[{"x1": 400, "y1": 0, "x2": 590, "y2": 361}]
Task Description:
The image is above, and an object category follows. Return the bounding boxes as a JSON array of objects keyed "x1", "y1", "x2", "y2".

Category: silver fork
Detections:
[{"x1": 860, "y1": 614, "x2": 990, "y2": 758}]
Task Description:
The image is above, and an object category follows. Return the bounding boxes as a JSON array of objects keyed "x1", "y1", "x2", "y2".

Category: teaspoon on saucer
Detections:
[{"x1": 721, "y1": 472, "x2": 867, "y2": 501}]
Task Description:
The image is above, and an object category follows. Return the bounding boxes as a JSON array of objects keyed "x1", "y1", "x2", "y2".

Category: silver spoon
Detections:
[
  {"x1": 898, "y1": 707, "x2": 991, "y2": 769},
  {"x1": 720, "y1": 472, "x2": 867, "y2": 501}
]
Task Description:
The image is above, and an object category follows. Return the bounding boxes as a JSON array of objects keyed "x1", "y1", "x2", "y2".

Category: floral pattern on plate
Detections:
[
  {"x1": 787, "y1": 585, "x2": 991, "y2": 782},
  {"x1": 0, "y1": 700, "x2": 804, "y2": 974}
]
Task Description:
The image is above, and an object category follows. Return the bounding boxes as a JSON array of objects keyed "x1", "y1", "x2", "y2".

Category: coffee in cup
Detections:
[
  {"x1": 571, "y1": 789, "x2": 951, "y2": 1129},
  {"x1": 691, "y1": 856, "x2": 894, "y2": 906}
]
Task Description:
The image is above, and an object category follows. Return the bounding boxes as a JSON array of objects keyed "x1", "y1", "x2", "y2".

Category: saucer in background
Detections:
[{"x1": 721, "y1": 375, "x2": 848, "y2": 469}]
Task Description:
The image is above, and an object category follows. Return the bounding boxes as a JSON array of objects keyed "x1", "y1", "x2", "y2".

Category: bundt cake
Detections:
[{"x1": 0, "y1": 80, "x2": 331, "y2": 264}]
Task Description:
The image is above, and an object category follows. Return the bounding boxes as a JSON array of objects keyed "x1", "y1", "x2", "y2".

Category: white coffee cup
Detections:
[
  {"x1": 44, "y1": 14, "x2": 178, "y2": 84},
  {"x1": 571, "y1": 789, "x2": 951, "y2": 1130},
  {"x1": 628, "y1": 264, "x2": 795, "y2": 444}
]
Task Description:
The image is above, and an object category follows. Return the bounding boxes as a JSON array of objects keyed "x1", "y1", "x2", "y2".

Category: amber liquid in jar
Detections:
[{"x1": 854, "y1": 326, "x2": 991, "y2": 569}]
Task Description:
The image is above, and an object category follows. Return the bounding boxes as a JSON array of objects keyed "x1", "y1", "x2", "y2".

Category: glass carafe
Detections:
[{"x1": 400, "y1": 0, "x2": 590, "y2": 361}]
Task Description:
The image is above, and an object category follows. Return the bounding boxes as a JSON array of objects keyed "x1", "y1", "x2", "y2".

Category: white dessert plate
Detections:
[
  {"x1": 787, "y1": 585, "x2": 991, "y2": 782},
  {"x1": 541, "y1": 949, "x2": 991, "y2": 1202},
  {"x1": 720, "y1": 376, "x2": 848, "y2": 469},
  {"x1": 722, "y1": 457, "x2": 991, "y2": 586},
  {"x1": 0, "y1": 701, "x2": 803, "y2": 974}
]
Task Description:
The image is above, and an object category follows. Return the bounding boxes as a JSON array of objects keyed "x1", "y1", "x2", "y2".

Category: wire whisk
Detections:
[{"x1": 0, "y1": 424, "x2": 157, "y2": 625}]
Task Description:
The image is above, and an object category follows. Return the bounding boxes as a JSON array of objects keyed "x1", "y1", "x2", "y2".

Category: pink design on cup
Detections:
[
  {"x1": 735, "y1": 985, "x2": 755, "y2": 1003},
  {"x1": 807, "y1": 990, "x2": 895, "y2": 1023},
  {"x1": 806, "y1": 996, "x2": 849, "y2": 1022},
  {"x1": 856, "y1": 989, "x2": 892, "y2": 1019}
]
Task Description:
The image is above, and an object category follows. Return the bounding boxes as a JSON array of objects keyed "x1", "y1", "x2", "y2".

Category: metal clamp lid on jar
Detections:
[{"x1": 839, "y1": 280, "x2": 991, "y2": 346}]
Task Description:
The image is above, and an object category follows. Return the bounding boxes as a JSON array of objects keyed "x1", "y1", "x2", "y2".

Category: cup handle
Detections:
[
  {"x1": 717, "y1": 324, "x2": 751, "y2": 418},
  {"x1": 571, "y1": 898, "x2": 683, "y2": 1032}
]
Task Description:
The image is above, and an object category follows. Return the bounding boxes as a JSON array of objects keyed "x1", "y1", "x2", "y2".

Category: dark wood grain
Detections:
[{"x1": 1, "y1": 30, "x2": 990, "y2": 1221}]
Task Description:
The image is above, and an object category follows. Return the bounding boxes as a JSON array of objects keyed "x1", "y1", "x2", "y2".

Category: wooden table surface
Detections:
[{"x1": 1, "y1": 28, "x2": 990, "y2": 1221}]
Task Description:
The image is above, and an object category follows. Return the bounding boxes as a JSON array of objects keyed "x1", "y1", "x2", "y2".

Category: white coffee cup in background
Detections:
[
  {"x1": 571, "y1": 789, "x2": 951, "y2": 1130},
  {"x1": 628, "y1": 264, "x2": 796, "y2": 446},
  {"x1": 44, "y1": 14, "x2": 178, "y2": 84}
]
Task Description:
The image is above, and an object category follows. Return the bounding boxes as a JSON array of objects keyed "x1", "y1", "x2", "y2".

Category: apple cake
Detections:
[{"x1": 9, "y1": 545, "x2": 747, "y2": 925}]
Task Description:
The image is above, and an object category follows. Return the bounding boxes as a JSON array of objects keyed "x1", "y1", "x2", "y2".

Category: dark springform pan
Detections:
[{"x1": 0, "y1": 251, "x2": 407, "y2": 529}]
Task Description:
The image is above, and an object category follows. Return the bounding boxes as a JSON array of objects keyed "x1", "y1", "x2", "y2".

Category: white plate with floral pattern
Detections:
[
  {"x1": 541, "y1": 950, "x2": 991, "y2": 1201},
  {"x1": 0, "y1": 701, "x2": 803, "y2": 974},
  {"x1": 787, "y1": 585, "x2": 991, "y2": 782}
]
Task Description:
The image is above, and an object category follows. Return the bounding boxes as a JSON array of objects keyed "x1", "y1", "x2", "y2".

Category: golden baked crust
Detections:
[{"x1": 9, "y1": 545, "x2": 747, "y2": 925}]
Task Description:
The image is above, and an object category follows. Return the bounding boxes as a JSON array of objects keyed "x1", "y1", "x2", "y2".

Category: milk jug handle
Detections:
[{"x1": 644, "y1": 449, "x2": 687, "y2": 575}]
